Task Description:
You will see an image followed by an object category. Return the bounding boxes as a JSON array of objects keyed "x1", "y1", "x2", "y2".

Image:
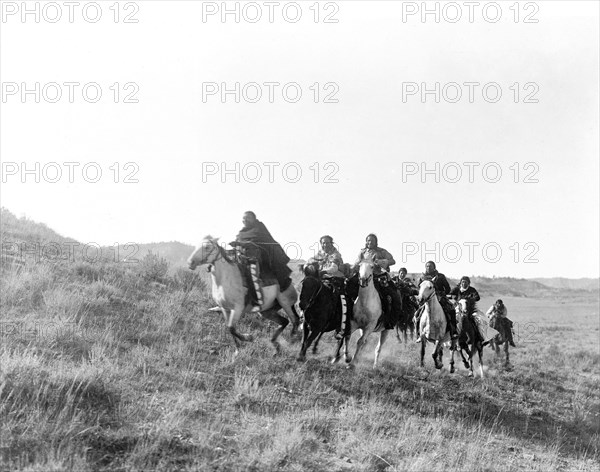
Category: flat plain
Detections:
[{"x1": 1, "y1": 250, "x2": 598, "y2": 471}]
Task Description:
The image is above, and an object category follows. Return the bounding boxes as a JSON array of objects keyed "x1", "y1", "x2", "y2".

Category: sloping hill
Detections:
[
  {"x1": 537, "y1": 277, "x2": 599, "y2": 291},
  {"x1": 0, "y1": 207, "x2": 77, "y2": 246}
]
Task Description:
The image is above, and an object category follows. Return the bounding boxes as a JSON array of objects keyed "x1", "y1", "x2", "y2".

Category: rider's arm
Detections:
[
  {"x1": 471, "y1": 288, "x2": 481, "y2": 301},
  {"x1": 383, "y1": 249, "x2": 396, "y2": 268},
  {"x1": 441, "y1": 275, "x2": 451, "y2": 295}
]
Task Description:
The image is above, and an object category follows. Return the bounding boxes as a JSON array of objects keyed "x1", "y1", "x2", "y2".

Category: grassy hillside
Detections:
[{"x1": 1, "y1": 209, "x2": 599, "y2": 471}]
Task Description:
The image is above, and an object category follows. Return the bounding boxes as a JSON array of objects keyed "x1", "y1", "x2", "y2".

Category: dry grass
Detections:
[{"x1": 1, "y1": 259, "x2": 599, "y2": 471}]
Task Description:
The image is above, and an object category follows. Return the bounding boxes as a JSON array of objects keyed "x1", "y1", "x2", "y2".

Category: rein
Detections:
[
  {"x1": 301, "y1": 277, "x2": 323, "y2": 313},
  {"x1": 359, "y1": 274, "x2": 373, "y2": 288}
]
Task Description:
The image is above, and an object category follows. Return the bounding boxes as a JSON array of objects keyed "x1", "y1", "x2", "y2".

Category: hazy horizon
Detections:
[{"x1": 1, "y1": 1, "x2": 598, "y2": 279}]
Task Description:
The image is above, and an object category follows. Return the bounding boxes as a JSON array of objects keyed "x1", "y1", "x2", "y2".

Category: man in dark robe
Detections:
[{"x1": 231, "y1": 211, "x2": 292, "y2": 310}]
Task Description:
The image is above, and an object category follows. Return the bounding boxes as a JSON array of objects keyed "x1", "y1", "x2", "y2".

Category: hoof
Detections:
[
  {"x1": 312, "y1": 348, "x2": 318, "y2": 355},
  {"x1": 345, "y1": 355, "x2": 354, "y2": 364},
  {"x1": 296, "y1": 355, "x2": 306, "y2": 362},
  {"x1": 450, "y1": 365, "x2": 455, "y2": 374},
  {"x1": 242, "y1": 334, "x2": 254, "y2": 342},
  {"x1": 346, "y1": 363, "x2": 355, "y2": 370},
  {"x1": 468, "y1": 371, "x2": 474, "y2": 378},
  {"x1": 463, "y1": 361, "x2": 470, "y2": 369},
  {"x1": 330, "y1": 356, "x2": 341, "y2": 364}
]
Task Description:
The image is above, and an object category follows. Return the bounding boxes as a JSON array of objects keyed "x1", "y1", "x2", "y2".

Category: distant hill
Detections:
[
  {"x1": 0, "y1": 207, "x2": 76, "y2": 246},
  {"x1": 111, "y1": 242, "x2": 196, "y2": 269},
  {"x1": 1, "y1": 208, "x2": 598, "y2": 301},
  {"x1": 536, "y1": 278, "x2": 599, "y2": 291}
]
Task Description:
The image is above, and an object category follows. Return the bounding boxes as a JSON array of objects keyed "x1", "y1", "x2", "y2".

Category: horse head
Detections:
[
  {"x1": 187, "y1": 235, "x2": 221, "y2": 270},
  {"x1": 417, "y1": 280, "x2": 436, "y2": 303},
  {"x1": 303, "y1": 261, "x2": 320, "y2": 278},
  {"x1": 358, "y1": 262, "x2": 375, "y2": 288}
]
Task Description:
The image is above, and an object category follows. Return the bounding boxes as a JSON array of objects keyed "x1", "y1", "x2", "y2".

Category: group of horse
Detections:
[{"x1": 187, "y1": 237, "x2": 512, "y2": 377}]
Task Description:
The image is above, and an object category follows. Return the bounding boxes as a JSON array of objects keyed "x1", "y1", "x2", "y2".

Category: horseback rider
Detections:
[
  {"x1": 307, "y1": 235, "x2": 345, "y2": 278},
  {"x1": 414, "y1": 261, "x2": 459, "y2": 346},
  {"x1": 395, "y1": 267, "x2": 419, "y2": 295},
  {"x1": 486, "y1": 299, "x2": 516, "y2": 347},
  {"x1": 353, "y1": 233, "x2": 402, "y2": 330},
  {"x1": 230, "y1": 211, "x2": 292, "y2": 312},
  {"x1": 450, "y1": 276, "x2": 485, "y2": 341},
  {"x1": 307, "y1": 235, "x2": 348, "y2": 339},
  {"x1": 449, "y1": 276, "x2": 480, "y2": 303}
]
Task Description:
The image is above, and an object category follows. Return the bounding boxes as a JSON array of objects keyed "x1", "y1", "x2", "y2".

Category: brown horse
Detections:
[
  {"x1": 451, "y1": 299, "x2": 485, "y2": 378},
  {"x1": 487, "y1": 315, "x2": 512, "y2": 367}
]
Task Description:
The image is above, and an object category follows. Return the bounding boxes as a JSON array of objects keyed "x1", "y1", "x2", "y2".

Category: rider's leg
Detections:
[
  {"x1": 414, "y1": 304, "x2": 424, "y2": 342},
  {"x1": 247, "y1": 259, "x2": 263, "y2": 312},
  {"x1": 373, "y1": 279, "x2": 391, "y2": 328},
  {"x1": 440, "y1": 297, "x2": 458, "y2": 339},
  {"x1": 388, "y1": 287, "x2": 402, "y2": 329},
  {"x1": 505, "y1": 317, "x2": 516, "y2": 346}
]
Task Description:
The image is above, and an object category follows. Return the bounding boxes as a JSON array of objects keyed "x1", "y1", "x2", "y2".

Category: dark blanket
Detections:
[{"x1": 236, "y1": 221, "x2": 291, "y2": 289}]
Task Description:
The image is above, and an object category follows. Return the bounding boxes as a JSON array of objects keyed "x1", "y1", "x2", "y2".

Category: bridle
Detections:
[
  {"x1": 300, "y1": 276, "x2": 323, "y2": 313},
  {"x1": 358, "y1": 262, "x2": 374, "y2": 288},
  {"x1": 193, "y1": 241, "x2": 227, "y2": 269},
  {"x1": 359, "y1": 273, "x2": 372, "y2": 288}
]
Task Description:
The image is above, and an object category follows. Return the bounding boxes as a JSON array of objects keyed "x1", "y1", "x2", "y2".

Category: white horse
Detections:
[
  {"x1": 342, "y1": 262, "x2": 391, "y2": 369},
  {"x1": 187, "y1": 236, "x2": 300, "y2": 355},
  {"x1": 417, "y1": 280, "x2": 448, "y2": 369}
]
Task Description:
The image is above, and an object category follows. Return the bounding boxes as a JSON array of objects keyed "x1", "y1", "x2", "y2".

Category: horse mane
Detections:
[
  {"x1": 463, "y1": 298, "x2": 478, "y2": 316},
  {"x1": 200, "y1": 235, "x2": 233, "y2": 263}
]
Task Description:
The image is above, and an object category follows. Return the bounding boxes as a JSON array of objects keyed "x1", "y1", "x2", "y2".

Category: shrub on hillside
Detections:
[
  {"x1": 138, "y1": 252, "x2": 169, "y2": 283},
  {"x1": 171, "y1": 267, "x2": 207, "y2": 294}
]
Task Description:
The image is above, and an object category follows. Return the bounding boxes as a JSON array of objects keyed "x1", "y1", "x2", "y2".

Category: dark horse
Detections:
[
  {"x1": 394, "y1": 280, "x2": 419, "y2": 342},
  {"x1": 451, "y1": 298, "x2": 485, "y2": 378},
  {"x1": 297, "y1": 263, "x2": 351, "y2": 363},
  {"x1": 487, "y1": 315, "x2": 512, "y2": 367}
]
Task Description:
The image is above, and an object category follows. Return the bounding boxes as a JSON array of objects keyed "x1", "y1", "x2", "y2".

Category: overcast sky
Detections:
[{"x1": 1, "y1": 1, "x2": 598, "y2": 278}]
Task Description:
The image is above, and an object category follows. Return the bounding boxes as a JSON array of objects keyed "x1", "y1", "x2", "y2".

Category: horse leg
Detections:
[
  {"x1": 450, "y1": 345, "x2": 455, "y2": 374},
  {"x1": 420, "y1": 335, "x2": 426, "y2": 368},
  {"x1": 226, "y1": 307, "x2": 251, "y2": 354},
  {"x1": 468, "y1": 343, "x2": 475, "y2": 377},
  {"x1": 331, "y1": 336, "x2": 345, "y2": 364},
  {"x1": 279, "y1": 291, "x2": 301, "y2": 341},
  {"x1": 261, "y1": 309, "x2": 289, "y2": 356},
  {"x1": 478, "y1": 345, "x2": 484, "y2": 378},
  {"x1": 343, "y1": 324, "x2": 358, "y2": 364},
  {"x1": 297, "y1": 322, "x2": 311, "y2": 361},
  {"x1": 312, "y1": 331, "x2": 324, "y2": 354},
  {"x1": 349, "y1": 327, "x2": 372, "y2": 368},
  {"x1": 432, "y1": 340, "x2": 443, "y2": 369},
  {"x1": 504, "y1": 339, "x2": 510, "y2": 367},
  {"x1": 373, "y1": 330, "x2": 390, "y2": 370},
  {"x1": 459, "y1": 347, "x2": 470, "y2": 369},
  {"x1": 298, "y1": 327, "x2": 321, "y2": 362}
]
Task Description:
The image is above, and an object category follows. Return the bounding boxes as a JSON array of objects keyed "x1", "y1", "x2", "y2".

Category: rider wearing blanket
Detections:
[
  {"x1": 231, "y1": 211, "x2": 293, "y2": 312},
  {"x1": 307, "y1": 235, "x2": 348, "y2": 339},
  {"x1": 353, "y1": 233, "x2": 402, "y2": 330},
  {"x1": 415, "y1": 261, "x2": 459, "y2": 344},
  {"x1": 449, "y1": 276, "x2": 486, "y2": 341}
]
